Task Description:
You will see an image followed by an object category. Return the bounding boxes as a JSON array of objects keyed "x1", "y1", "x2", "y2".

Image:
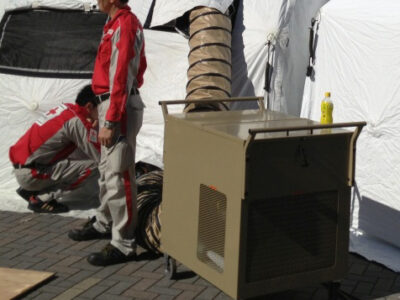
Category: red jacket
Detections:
[
  {"x1": 92, "y1": 6, "x2": 147, "y2": 122},
  {"x1": 9, "y1": 103, "x2": 100, "y2": 166}
]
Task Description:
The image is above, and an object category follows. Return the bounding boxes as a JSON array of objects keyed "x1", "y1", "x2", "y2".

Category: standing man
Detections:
[
  {"x1": 69, "y1": 0, "x2": 146, "y2": 266},
  {"x1": 9, "y1": 85, "x2": 100, "y2": 213}
]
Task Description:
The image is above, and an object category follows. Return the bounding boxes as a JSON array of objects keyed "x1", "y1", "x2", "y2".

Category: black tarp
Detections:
[{"x1": 0, "y1": 9, "x2": 107, "y2": 78}]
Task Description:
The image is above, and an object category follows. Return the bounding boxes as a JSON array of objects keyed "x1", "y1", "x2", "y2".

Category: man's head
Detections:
[
  {"x1": 97, "y1": 0, "x2": 128, "y2": 16},
  {"x1": 75, "y1": 85, "x2": 98, "y2": 122}
]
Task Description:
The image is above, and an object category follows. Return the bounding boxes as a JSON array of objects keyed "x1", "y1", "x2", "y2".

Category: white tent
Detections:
[
  {"x1": 0, "y1": 0, "x2": 326, "y2": 202},
  {"x1": 2, "y1": 0, "x2": 399, "y2": 274},
  {"x1": 301, "y1": 0, "x2": 400, "y2": 272},
  {"x1": 17, "y1": 0, "x2": 400, "y2": 272},
  {"x1": 150, "y1": 0, "x2": 234, "y2": 27},
  {"x1": 230, "y1": 0, "x2": 329, "y2": 114},
  {"x1": 126, "y1": 0, "x2": 329, "y2": 116}
]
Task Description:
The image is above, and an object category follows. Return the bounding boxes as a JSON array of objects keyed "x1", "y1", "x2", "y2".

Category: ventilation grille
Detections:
[
  {"x1": 197, "y1": 184, "x2": 227, "y2": 273},
  {"x1": 246, "y1": 191, "x2": 338, "y2": 282}
]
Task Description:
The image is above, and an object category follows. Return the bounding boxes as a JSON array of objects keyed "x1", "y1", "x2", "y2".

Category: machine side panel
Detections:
[
  {"x1": 238, "y1": 133, "x2": 352, "y2": 298},
  {"x1": 161, "y1": 116, "x2": 244, "y2": 298}
]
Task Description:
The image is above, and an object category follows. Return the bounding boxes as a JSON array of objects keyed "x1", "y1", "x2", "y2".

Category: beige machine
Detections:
[{"x1": 159, "y1": 98, "x2": 365, "y2": 300}]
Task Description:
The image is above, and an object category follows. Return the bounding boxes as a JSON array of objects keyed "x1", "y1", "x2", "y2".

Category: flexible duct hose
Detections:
[
  {"x1": 184, "y1": 6, "x2": 232, "y2": 112},
  {"x1": 135, "y1": 7, "x2": 235, "y2": 254},
  {"x1": 136, "y1": 169, "x2": 163, "y2": 255}
]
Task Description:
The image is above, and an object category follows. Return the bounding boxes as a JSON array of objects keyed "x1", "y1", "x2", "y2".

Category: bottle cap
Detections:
[{"x1": 325, "y1": 92, "x2": 331, "y2": 97}]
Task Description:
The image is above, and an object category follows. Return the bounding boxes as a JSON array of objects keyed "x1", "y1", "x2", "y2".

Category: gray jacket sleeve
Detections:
[{"x1": 64, "y1": 117, "x2": 100, "y2": 163}]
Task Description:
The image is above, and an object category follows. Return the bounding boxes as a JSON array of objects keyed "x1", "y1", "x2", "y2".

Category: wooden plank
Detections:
[{"x1": 0, "y1": 267, "x2": 54, "y2": 299}]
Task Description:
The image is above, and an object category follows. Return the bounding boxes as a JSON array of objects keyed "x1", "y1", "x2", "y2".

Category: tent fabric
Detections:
[
  {"x1": 4, "y1": 0, "x2": 97, "y2": 12},
  {"x1": 301, "y1": 0, "x2": 400, "y2": 271},
  {"x1": 231, "y1": 0, "x2": 296, "y2": 108},
  {"x1": 128, "y1": 0, "x2": 154, "y2": 26},
  {"x1": 0, "y1": 9, "x2": 105, "y2": 78},
  {"x1": 230, "y1": 0, "x2": 328, "y2": 114},
  {"x1": 150, "y1": 0, "x2": 234, "y2": 28},
  {"x1": 280, "y1": 0, "x2": 330, "y2": 115},
  {"x1": 1, "y1": 0, "x2": 399, "y2": 273},
  {"x1": 0, "y1": 0, "x2": 328, "y2": 210}
]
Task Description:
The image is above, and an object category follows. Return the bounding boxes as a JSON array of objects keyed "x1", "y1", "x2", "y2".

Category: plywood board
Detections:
[{"x1": 0, "y1": 267, "x2": 54, "y2": 300}]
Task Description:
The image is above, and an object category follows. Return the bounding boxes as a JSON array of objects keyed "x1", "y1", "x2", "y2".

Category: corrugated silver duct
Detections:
[{"x1": 184, "y1": 6, "x2": 232, "y2": 112}]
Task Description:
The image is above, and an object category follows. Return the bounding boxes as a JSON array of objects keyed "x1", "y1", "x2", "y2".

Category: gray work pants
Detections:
[
  {"x1": 14, "y1": 159, "x2": 98, "y2": 202},
  {"x1": 93, "y1": 94, "x2": 143, "y2": 256}
]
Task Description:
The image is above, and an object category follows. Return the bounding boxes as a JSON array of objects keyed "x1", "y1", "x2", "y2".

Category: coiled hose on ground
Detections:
[
  {"x1": 135, "y1": 169, "x2": 163, "y2": 255},
  {"x1": 184, "y1": 6, "x2": 232, "y2": 112}
]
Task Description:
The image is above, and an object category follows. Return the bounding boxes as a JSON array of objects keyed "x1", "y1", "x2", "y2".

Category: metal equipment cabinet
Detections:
[{"x1": 159, "y1": 98, "x2": 365, "y2": 300}]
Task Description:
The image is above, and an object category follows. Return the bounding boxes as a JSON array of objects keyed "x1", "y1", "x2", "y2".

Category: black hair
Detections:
[
  {"x1": 120, "y1": 0, "x2": 129, "y2": 3},
  {"x1": 75, "y1": 84, "x2": 97, "y2": 107}
]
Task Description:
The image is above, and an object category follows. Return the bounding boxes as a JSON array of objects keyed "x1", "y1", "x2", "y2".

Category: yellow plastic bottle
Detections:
[{"x1": 320, "y1": 92, "x2": 333, "y2": 124}]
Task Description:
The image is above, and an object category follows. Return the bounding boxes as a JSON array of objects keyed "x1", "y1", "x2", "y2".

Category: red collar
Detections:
[{"x1": 104, "y1": 6, "x2": 131, "y2": 30}]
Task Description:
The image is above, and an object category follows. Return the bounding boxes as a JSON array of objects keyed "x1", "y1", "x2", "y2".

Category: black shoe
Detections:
[
  {"x1": 87, "y1": 243, "x2": 136, "y2": 266},
  {"x1": 16, "y1": 187, "x2": 39, "y2": 201},
  {"x1": 28, "y1": 196, "x2": 69, "y2": 213},
  {"x1": 68, "y1": 217, "x2": 111, "y2": 241}
]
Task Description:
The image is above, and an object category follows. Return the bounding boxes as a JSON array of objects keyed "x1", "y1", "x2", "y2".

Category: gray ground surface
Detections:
[{"x1": 0, "y1": 211, "x2": 399, "y2": 300}]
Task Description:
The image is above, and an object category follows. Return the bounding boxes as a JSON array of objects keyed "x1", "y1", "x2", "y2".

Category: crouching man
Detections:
[{"x1": 9, "y1": 85, "x2": 100, "y2": 213}]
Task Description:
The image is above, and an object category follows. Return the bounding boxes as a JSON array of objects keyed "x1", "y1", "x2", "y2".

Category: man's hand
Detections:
[{"x1": 98, "y1": 127, "x2": 115, "y2": 147}]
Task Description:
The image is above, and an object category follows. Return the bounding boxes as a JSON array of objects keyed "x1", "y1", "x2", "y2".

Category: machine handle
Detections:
[
  {"x1": 247, "y1": 121, "x2": 366, "y2": 138},
  {"x1": 245, "y1": 121, "x2": 367, "y2": 187},
  {"x1": 158, "y1": 97, "x2": 264, "y2": 119}
]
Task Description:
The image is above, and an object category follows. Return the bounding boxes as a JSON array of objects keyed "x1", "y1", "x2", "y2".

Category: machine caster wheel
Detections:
[{"x1": 164, "y1": 254, "x2": 177, "y2": 279}]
